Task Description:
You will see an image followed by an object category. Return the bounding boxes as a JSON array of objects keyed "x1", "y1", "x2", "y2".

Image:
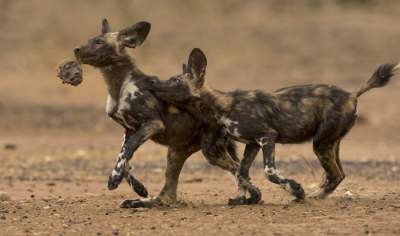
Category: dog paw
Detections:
[
  {"x1": 228, "y1": 196, "x2": 247, "y2": 206},
  {"x1": 120, "y1": 197, "x2": 161, "y2": 209},
  {"x1": 108, "y1": 170, "x2": 125, "y2": 190}
]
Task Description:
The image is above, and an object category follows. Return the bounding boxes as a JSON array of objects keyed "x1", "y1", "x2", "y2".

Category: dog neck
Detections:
[
  {"x1": 100, "y1": 56, "x2": 145, "y2": 99},
  {"x1": 200, "y1": 86, "x2": 233, "y2": 114}
]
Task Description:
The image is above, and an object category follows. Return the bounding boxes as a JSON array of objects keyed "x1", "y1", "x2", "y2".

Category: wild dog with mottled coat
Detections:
[
  {"x1": 145, "y1": 48, "x2": 398, "y2": 204},
  {"x1": 57, "y1": 58, "x2": 151, "y2": 198},
  {"x1": 72, "y1": 20, "x2": 261, "y2": 207}
]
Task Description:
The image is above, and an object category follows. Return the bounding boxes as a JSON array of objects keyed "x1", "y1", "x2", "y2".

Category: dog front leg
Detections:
[{"x1": 108, "y1": 120, "x2": 165, "y2": 191}]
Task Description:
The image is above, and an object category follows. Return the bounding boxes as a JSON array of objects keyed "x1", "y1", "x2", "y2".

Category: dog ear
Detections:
[
  {"x1": 188, "y1": 48, "x2": 207, "y2": 87},
  {"x1": 101, "y1": 18, "x2": 112, "y2": 34},
  {"x1": 117, "y1": 21, "x2": 151, "y2": 48}
]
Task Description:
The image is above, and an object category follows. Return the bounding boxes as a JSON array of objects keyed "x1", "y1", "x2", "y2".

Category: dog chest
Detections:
[{"x1": 106, "y1": 78, "x2": 143, "y2": 129}]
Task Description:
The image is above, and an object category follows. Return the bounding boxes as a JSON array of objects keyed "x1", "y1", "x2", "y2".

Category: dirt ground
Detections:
[
  {"x1": 1, "y1": 1, "x2": 400, "y2": 235},
  {"x1": 0, "y1": 131, "x2": 400, "y2": 236}
]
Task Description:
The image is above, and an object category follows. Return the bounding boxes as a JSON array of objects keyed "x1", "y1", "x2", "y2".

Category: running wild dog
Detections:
[
  {"x1": 57, "y1": 59, "x2": 149, "y2": 198},
  {"x1": 72, "y1": 19, "x2": 260, "y2": 208},
  {"x1": 145, "y1": 48, "x2": 399, "y2": 203}
]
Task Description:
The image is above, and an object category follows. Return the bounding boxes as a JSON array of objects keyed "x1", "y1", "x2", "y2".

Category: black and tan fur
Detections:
[
  {"x1": 146, "y1": 48, "x2": 398, "y2": 203},
  {"x1": 72, "y1": 20, "x2": 261, "y2": 208},
  {"x1": 57, "y1": 58, "x2": 151, "y2": 198}
]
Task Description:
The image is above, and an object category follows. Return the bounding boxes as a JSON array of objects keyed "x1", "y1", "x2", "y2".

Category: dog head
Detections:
[{"x1": 74, "y1": 18, "x2": 151, "y2": 67}]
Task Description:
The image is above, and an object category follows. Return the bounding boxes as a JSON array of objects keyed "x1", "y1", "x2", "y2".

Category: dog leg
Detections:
[
  {"x1": 108, "y1": 121, "x2": 164, "y2": 190},
  {"x1": 121, "y1": 148, "x2": 192, "y2": 208},
  {"x1": 229, "y1": 143, "x2": 262, "y2": 205},
  {"x1": 261, "y1": 136, "x2": 305, "y2": 200}
]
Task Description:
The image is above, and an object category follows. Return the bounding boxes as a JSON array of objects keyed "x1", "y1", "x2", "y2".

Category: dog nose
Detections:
[
  {"x1": 73, "y1": 47, "x2": 80, "y2": 54},
  {"x1": 74, "y1": 72, "x2": 80, "y2": 77}
]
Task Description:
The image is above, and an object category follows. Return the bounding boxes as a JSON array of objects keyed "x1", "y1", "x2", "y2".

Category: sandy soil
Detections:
[{"x1": 0, "y1": 129, "x2": 399, "y2": 236}]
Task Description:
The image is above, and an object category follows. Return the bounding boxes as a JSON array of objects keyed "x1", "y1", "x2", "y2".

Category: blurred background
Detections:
[
  {"x1": 0, "y1": 0, "x2": 399, "y2": 138},
  {"x1": 1, "y1": 0, "x2": 399, "y2": 137}
]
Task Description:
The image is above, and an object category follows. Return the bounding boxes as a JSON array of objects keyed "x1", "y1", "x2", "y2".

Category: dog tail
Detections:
[{"x1": 353, "y1": 63, "x2": 399, "y2": 98}]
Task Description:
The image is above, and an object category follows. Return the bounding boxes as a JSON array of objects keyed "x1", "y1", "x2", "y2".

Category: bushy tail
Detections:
[{"x1": 354, "y1": 63, "x2": 399, "y2": 98}]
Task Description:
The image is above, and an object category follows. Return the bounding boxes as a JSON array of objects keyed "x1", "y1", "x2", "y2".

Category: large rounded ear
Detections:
[
  {"x1": 101, "y1": 18, "x2": 112, "y2": 34},
  {"x1": 117, "y1": 21, "x2": 151, "y2": 48},
  {"x1": 188, "y1": 48, "x2": 207, "y2": 87}
]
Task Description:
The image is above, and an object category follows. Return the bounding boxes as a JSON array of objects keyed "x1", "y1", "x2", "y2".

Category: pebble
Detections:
[{"x1": 344, "y1": 191, "x2": 353, "y2": 197}]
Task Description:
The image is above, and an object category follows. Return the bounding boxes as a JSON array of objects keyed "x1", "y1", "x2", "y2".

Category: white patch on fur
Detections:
[
  {"x1": 116, "y1": 152, "x2": 123, "y2": 161},
  {"x1": 264, "y1": 166, "x2": 285, "y2": 179},
  {"x1": 106, "y1": 95, "x2": 117, "y2": 116},
  {"x1": 121, "y1": 134, "x2": 126, "y2": 147},
  {"x1": 219, "y1": 116, "x2": 238, "y2": 127},
  {"x1": 218, "y1": 116, "x2": 244, "y2": 140},
  {"x1": 256, "y1": 137, "x2": 269, "y2": 147},
  {"x1": 108, "y1": 74, "x2": 142, "y2": 129},
  {"x1": 118, "y1": 75, "x2": 141, "y2": 112},
  {"x1": 111, "y1": 169, "x2": 122, "y2": 177},
  {"x1": 116, "y1": 158, "x2": 126, "y2": 169},
  {"x1": 232, "y1": 128, "x2": 241, "y2": 137}
]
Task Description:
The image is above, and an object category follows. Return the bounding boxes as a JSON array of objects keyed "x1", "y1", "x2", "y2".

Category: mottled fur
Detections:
[
  {"x1": 146, "y1": 48, "x2": 398, "y2": 202},
  {"x1": 57, "y1": 59, "x2": 150, "y2": 197},
  {"x1": 73, "y1": 20, "x2": 258, "y2": 207}
]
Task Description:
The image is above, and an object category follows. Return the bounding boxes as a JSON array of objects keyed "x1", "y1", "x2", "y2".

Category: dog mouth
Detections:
[
  {"x1": 79, "y1": 55, "x2": 97, "y2": 63},
  {"x1": 75, "y1": 53, "x2": 99, "y2": 64}
]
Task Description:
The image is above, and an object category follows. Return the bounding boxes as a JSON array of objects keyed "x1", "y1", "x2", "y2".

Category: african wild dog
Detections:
[
  {"x1": 72, "y1": 19, "x2": 261, "y2": 208},
  {"x1": 144, "y1": 48, "x2": 398, "y2": 203},
  {"x1": 57, "y1": 59, "x2": 149, "y2": 198}
]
